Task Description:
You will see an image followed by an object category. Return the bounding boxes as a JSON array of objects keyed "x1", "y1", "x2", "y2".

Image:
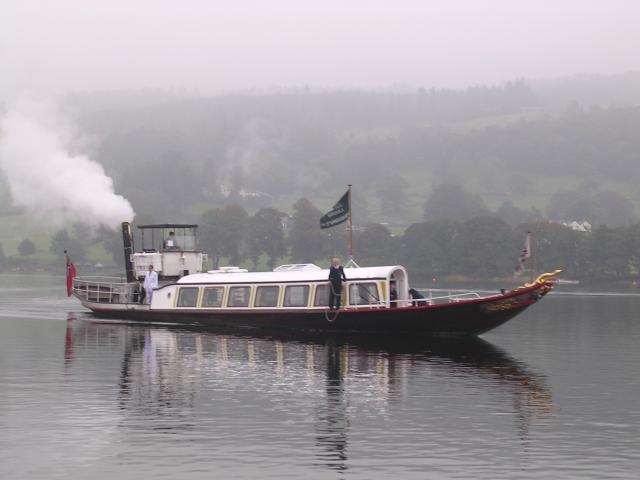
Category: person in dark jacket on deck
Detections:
[
  {"x1": 409, "y1": 288, "x2": 427, "y2": 306},
  {"x1": 328, "y1": 258, "x2": 347, "y2": 310}
]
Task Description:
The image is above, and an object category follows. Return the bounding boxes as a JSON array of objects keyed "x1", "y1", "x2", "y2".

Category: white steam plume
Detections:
[{"x1": 0, "y1": 99, "x2": 134, "y2": 229}]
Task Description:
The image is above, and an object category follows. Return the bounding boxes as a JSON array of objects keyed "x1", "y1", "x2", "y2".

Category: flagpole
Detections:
[
  {"x1": 531, "y1": 232, "x2": 536, "y2": 282},
  {"x1": 348, "y1": 184, "x2": 353, "y2": 260}
]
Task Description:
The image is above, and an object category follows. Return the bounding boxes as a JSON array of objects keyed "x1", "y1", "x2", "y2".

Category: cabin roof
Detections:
[{"x1": 177, "y1": 265, "x2": 406, "y2": 285}]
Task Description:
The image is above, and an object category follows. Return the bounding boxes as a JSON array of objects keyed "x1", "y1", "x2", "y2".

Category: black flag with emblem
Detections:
[{"x1": 320, "y1": 190, "x2": 350, "y2": 229}]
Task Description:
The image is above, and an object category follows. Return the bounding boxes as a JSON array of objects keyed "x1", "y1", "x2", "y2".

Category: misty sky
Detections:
[{"x1": 1, "y1": 0, "x2": 639, "y2": 96}]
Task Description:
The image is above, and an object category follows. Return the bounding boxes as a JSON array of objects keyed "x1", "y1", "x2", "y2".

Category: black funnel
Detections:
[{"x1": 121, "y1": 222, "x2": 136, "y2": 282}]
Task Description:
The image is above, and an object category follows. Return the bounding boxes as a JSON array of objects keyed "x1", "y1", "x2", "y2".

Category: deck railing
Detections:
[
  {"x1": 411, "y1": 289, "x2": 485, "y2": 306},
  {"x1": 72, "y1": 280, "x2": 487, "y2": 308},
  {"x1": 427, "y1": 291, "x2": 482, "y2": 303},
  {"x1": 73, "y1": 277, "x2": 140, "y2": 304}
]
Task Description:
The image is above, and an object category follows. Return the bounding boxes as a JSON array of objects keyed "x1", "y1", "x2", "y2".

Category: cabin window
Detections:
[
  {"x1": 177, "y1": 287, "x2": 199, "y2": 307},
  {"x1": 349, "y1": 282, "x2": 380, "y2": 306},
  {"x1": 284, "y1": 285, "x2": 309, "y2": 307},
  {"x1": 314, "y1": 284, "x2": 329, "y2": 307},
  {"x1": 228, "y1": 286, "x2": 251, "y2": 307},
  {"x1": 202, "y1": 286, "x2": 224, "y2": 307},
  {"x1": 255, "y1": 286, "x2": 280, "y2": 307}
]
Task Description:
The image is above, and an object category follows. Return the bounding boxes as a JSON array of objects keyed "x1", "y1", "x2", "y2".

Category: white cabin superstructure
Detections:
[
  {"x1": 132, "y1": 250, "x2": 206, "y2": 280},
  {"x1": 147, "y1": 264, "x2": 410, "y2": 310}
]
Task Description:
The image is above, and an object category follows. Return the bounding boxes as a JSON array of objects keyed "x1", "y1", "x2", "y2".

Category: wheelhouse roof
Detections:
[
  {"x1": 177, "y1": 265, "x2": 407, "y2": 285},
  {"x1": 137, "y1": 224, "x2": 198, "y2": 229}
]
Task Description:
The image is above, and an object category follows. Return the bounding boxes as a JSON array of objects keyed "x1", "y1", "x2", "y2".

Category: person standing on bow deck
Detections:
[
  {"x1": 328, "y1": 258, "x2": 347, "y2": 310},
  {"x1": 143, "y1": 265, "x2": 158, "y2": 305}
]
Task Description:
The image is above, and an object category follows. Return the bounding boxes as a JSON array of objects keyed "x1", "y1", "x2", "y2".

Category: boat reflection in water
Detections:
[{"x1": 63, "y1": 315, "x2": 554, "y2": 473}]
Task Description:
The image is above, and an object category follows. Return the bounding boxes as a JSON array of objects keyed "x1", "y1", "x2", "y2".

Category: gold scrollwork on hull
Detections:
[{"x1": 481, "y1": 296, "x2": 533, "y2": 313}]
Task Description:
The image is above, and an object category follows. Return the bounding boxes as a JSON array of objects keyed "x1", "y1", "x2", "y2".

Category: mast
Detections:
[
  {"x1": 530, "y1": 232, "x2": 536, "y2": 283},
  {"x1": 348, "y1": 184, "x2": 353, "y2": 260},
  {"x1": 345, "y1": 185, "x2": 360, "y2": 268}
]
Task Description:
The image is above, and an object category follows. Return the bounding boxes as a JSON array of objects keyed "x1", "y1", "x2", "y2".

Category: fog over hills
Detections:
[
  {"x1": 59, "y1": 74, "x2": 640, "y2": 225},
  {"x1": 2, "y1": 73, "x2": 640, "y2": 228}
]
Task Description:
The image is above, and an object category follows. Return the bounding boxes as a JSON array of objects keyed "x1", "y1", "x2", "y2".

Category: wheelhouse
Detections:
[
  {"x1": 138, "y1": 224, "x2": 198, "y2": 252},
  {"x1": 131, "y1": 223, "x2": 206, "y2": 280}
]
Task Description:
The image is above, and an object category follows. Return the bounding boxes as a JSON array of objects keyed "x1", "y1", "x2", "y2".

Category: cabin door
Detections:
[{"x1": 390, "y1": 268, "x2": 409, "y2": 307}]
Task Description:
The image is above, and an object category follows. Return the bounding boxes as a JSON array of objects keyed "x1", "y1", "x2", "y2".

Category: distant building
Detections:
[{"x1": 562, "y1": 221, "x2": 592, "y2": 233}]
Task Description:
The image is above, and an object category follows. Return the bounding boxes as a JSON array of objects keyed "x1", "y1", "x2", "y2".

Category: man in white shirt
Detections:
[
  {"x1": 143, "y1": 265, "x2": 158, "y2": 304},
  {"x1": 164, "y1": 231, "x2": 178, "y2": 250}
]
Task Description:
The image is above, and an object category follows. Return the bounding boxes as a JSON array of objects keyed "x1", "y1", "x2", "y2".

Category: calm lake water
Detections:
[{"x1": 1, "y1": 274, "x2": 639, "y2": 479}]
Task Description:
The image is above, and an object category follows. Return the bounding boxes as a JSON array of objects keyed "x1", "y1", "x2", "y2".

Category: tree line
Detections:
[
  {"x1": 2, "y1": 192, "x2": 639, "y2": 284},
  {"x1": 185, "y1": 199, "x2": 640, "y2": 284}
]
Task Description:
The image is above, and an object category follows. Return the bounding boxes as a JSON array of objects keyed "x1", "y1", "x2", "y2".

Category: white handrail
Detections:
[
  {"x1": 409, "y1": 289, "x2": 486, "y2": 306},
  {"x1": 73, "y1": 277, "x2": 140, "y2": 304},
  {"x1": 427, "y1": 292, "x2": 482, "y2": 302}
]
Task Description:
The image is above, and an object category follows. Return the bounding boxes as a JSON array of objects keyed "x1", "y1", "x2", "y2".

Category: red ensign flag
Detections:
[{"x1": 66, "y1": 253, "x2": 77, "y2": 297}]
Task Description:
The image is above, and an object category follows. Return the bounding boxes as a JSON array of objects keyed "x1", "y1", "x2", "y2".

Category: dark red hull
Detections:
[{"x1": 87, "y1": 282, "x2": 551, "y2": 336}]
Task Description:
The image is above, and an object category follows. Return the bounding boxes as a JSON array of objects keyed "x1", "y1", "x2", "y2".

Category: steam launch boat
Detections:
[{"x1": 72, "y1": 222, "x2": 560, "y2": 336}]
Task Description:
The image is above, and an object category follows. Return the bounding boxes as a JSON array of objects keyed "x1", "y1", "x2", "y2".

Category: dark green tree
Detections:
[
  {"x1": 576, "y1": 225, "x2": 631, "y2": 280},
  {"x1": 452, "y1": 216, "x2": 514, "y2": 277},
  {"x1": 399, "y1": 219, "x2": 459, "y2": 281},
  {"x1": 200, "y1": 204, "x2": 249, "y2": 268},
  {"x1": 354, "y1": 223, "x2": 396, "y2": 266},
  {"x1": 515, "y1": 222, "x2": 583, "y2": 276},
  {"x1": 289, "y1": 198, "x2": 327, "y2": 263},
  {"x1": 325, "y1": 225, "x2": 349, "y2": 261},
  {"x1": 246, "y1": 208, "x2": 287, "y2": 270},
  {"x1": 17, "y1": 238, "x2": 36, "y2": 256}
]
